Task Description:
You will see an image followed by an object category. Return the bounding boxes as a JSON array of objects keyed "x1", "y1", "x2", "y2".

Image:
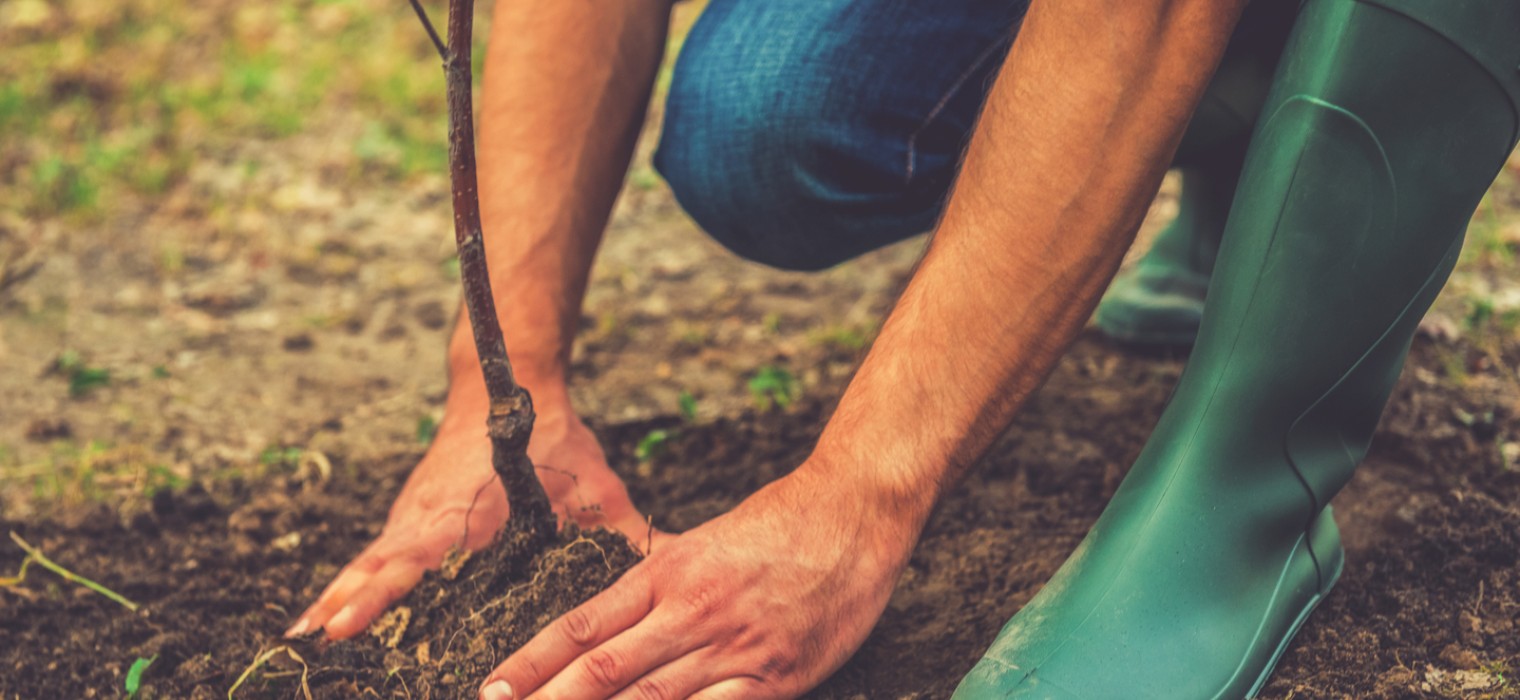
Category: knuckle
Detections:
[
  {"x1": 582, "y1": 648, "x2": 626, "y2": 689},
  {"x1": 757, "y1": 649, "x2": 798, "y2": 680},
  {"x1": 374, "y1": 581, "x2": 410, "y2": 606},
  {"x1": 513, "y1": 655, "x2": 545, "y2": 688},
  {"x1": 679, "y1": 580, "x2": 726, "y2": 621},
  {"x1": 630, "y1": 676, "x2": 674, "y2": 700},
  {"x1": 350, "y1": 551, "x2": 387, "y2": 573},
  {"x1": 560, "y1": 608, "x2": 599, "y2": 646}
]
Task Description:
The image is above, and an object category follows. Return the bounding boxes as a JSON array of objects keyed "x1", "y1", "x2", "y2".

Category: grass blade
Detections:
[{"x1": 6, "y1": 531, "x2": 139, "y2": 612}]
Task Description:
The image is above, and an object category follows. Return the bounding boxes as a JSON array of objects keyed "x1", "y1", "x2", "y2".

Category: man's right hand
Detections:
[
  {"x1": 286, "y1": 387, "x2": 666, "y2": 641},
  {"x1": 285, "y1": 0, "x2": 677, "y2": 645}
]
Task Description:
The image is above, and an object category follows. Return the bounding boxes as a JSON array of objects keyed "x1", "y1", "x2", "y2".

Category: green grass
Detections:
[
  {"x1": 0, "y1": 0, "x2": 476, "y2": 219},
  {"x1": 4, "y1": 439, "x2": 182, "y2": 507},
  {"x1": 1461, "y1": 191, "x2": 1515, "y2": 267},
  {"x1": 808, "y1": 322, "x2": 876, "y2": 354},
  {"x1": 259, "y1": 445, "x2": 304, "y2": 471},
  {"x1": 0, "y1": 0, "x2": 714, "y2": 221},
  {"x1": 748, "y1": 365, "x2": 797, "y2": 412}
]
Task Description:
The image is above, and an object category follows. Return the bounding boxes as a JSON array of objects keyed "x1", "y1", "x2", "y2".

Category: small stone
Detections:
[
  {"x1": 1439, "y1": 643, "x2": 1480, "y2": 670},
  {"x1": 24, "y1": 418, "x2": 71, "y2": 441},
  {"x1": 271, "y1": 531, "x2": 302, "y2": 552},
  {"x1": 282, "y1": 333, "x2": 314, "y2": 351},
  {"x1": 414, "y1": 300, "x2": 449, "y2": 329},
  {"x1": 1375, "y1": 665, "x2": 1416, "y2": 693},
  {"x1": 1459, "y1": 611, "x2": 1484, "y2": 647}
]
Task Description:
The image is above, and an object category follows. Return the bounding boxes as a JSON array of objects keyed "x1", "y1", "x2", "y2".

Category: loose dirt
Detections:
[{"x1": 3, "y1": 336, "x2": 1517, "y2": 699}]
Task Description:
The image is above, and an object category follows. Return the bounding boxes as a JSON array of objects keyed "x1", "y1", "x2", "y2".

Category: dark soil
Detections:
[{"x1": 2, "y1": 335, "x2": 1518, "y2": 699}]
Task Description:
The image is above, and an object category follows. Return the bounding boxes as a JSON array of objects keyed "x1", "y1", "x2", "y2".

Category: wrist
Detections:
[
  {"x1": 446, "y1": 307, "x2": 575, "y2": 414},
  {"x1": 442, "y1": 360, "x2": 576, "y2": 429},
  {"x1": 789, "y1": 451, "x2": 936, "y2": 564}
]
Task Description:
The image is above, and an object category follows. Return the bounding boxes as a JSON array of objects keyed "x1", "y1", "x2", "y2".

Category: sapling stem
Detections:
[{"x1": 414, "y1": 0, "x2": 556, "y2": 538}]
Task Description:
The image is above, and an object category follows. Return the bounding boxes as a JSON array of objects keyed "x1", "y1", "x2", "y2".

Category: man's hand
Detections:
[
  {"x1": 477, "y1": 466, "x2": 919, "y2": 700},
  {"x1": 288, "y1": 394, "x2": 668, "y2": 641}
]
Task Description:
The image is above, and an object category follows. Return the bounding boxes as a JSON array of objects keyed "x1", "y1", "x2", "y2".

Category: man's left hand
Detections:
[{"x1": 478, "y1": 466, "x2": 917, "y2": 699}]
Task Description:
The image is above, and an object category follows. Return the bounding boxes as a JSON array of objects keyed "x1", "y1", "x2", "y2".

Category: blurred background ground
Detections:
[
  {"x1": 0, "y1": 0, "x2": 929, "y2": 518},
  {"x1": 2, "y1": 0, "x2": 1517, "y2": 519},
  {"x1": 1, "y1": 1, "x2": 1519, "y2": 697}
]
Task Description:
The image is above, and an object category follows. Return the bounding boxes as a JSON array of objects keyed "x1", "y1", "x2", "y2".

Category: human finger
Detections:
[
  {"x1": 287, "y1": 549, "x2": 388, "y2": 637},
  {"x1": 686, "y1": 678, "x2": 764, "y2": 700},
  {"x1": 318, "y1": 556, "x2": 426, "y2": 640},
  {"x1": 605, "y1": 653, "x2": 724, "y2": 700},
  {"x1": 527, "y1": 616, "x2": 690, "y2": 700},
  {"x1": 480, "y1": 571, "x2": 656, "y2": 697}
]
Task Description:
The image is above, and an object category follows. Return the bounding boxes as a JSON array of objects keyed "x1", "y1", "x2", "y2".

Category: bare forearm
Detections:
[
  {"x1": 447, "y1": 0, "x2": 671, "y2": 415},
  {"x1": 807, "y1": 0, "x2": 1247, "y2": 534}
]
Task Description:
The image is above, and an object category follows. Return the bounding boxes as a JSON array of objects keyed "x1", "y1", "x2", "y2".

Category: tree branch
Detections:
[{"x1": 407, "y1": 0, "x2": 447, "y2": 62}]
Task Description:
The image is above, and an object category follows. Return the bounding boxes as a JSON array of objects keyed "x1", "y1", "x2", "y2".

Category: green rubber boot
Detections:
[
  {"x1": 1092, "y1": 167, "x2": 1232, "y2": 346},
  {"x1": 955, "y1": 0, "x2": 1520, "y2": 698},
  {"x1": 1095, "y1": 1, "x2": 1296, "y2": 347}
]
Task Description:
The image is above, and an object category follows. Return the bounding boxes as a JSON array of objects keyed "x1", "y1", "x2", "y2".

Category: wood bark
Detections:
[{"x1": 439, "y1": 0, "x2": 555, "y2": 538}]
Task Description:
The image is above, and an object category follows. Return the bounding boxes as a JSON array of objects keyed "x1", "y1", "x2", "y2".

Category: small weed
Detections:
[
  {"x1": 125, "y1": 655, "x2": 157, "y2": 698},
  {"x1": 628, "y1": 166, "x2": 662, "y2": 192},
  {"x1": 678, "y1": 391, "x2": 698, "y2": 422},
  {"x1": 56, "y1": 351, "x2": 111, "y2": 397},
  {"x1": 1467, "y1": 298, "x2": 1495, "y2": 332},
  {"x1": 809, "y1": 323, "x2": 874, "y2": 354},
  {"x1": 1436, "y1": 346, "x2": 1470, "y2": 385},
  {"x1": 1483, "y1": 659, "x2": 1509, "y2": 688},
  {"x1": 672, "y1": 321, "x2": 710, "y2": 349},
  {"x1": 761, "y1": 312, "x2": 783, "y2": 335},
  {"x1": 416, "y1": 415, "x2": 439, "y2": 445},
  {"x1": 151, "y1": 365, "x2": 171, "y2": 379},
  {"x1": 259, "y1": 445, "x2": 304, "y2": 471},
  {"x1": 748, "y1": 366, "x2": 797, "y2": 412},
  {"x1": 635, "y1": 429, "x2": 673, "y2": 463},
  {"x1": 143, "y1": 464, "x2": 186, "y2": 498}
]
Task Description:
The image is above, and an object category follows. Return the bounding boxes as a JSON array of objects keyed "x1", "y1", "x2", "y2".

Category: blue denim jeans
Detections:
[
  {"x1": 654, "y1": 0, "x2": 1294, "y2": 271},
  {"x1": 654, "y1": 0, "x2": 1029, "y2": 271}
]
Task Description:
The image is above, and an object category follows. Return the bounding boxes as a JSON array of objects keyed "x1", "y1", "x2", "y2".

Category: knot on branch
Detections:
[{"x1": 486, "y1": 388, "x2": 535, "y2": 453}]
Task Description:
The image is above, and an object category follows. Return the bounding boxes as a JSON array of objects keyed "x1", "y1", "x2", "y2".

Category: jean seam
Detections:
[{"x1": 903, "y1": 34, "x2": 1014, "y2": 186}]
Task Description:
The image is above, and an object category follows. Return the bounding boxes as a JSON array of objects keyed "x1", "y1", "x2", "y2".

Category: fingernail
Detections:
[
  {"x1": 479, "y1": 680, "x2": 513, "y2": 700},
  {"x1": 326, "y1": 605, "x2": 358, "y2": 635},
  {"x1": 283, "y1": 618, "x2": 310, "y2": 638}
]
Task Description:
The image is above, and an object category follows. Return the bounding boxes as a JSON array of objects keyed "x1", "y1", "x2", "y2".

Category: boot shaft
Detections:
[{"x1": 1155, "y1": 0, "x2": 1520, "y2": 506}]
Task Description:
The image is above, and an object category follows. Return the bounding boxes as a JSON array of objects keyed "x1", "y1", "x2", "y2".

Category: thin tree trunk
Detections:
[{"x1": 437, "y1": 0, "x2": 555, "y2": 538}]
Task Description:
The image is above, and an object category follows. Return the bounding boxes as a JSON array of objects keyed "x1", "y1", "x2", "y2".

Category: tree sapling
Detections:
[{"x1": 410, "y1": 0, "x2": 555, "y2": 543}]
